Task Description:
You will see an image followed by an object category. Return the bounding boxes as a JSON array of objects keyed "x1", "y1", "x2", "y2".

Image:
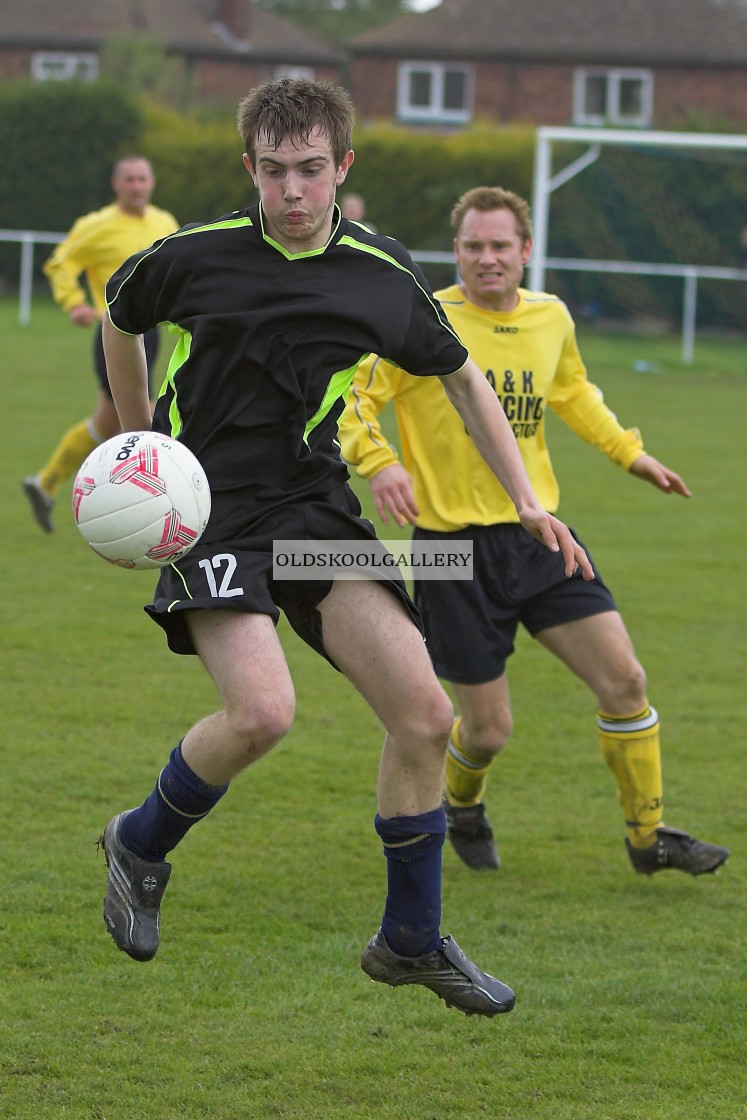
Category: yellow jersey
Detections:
[
  {"x1": 339, "y1": 284, "x2": 645, "y2": 532},
  {"x1": 43, "y1": 203, "x2": 178, "y2": 315}
]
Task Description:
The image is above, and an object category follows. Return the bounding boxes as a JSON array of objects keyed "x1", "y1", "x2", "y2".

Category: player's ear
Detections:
[
  {"x1": 242, "y1": 153, "x2": 259, "y2": 188},
  {"x1": 335, "y1": 149, "x2": 355, "y2": 187},
  {"x1": 521, "y1": 238, "x2": 533, "y2": 265}
]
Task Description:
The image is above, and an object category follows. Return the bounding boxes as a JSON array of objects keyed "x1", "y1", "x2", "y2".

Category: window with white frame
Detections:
[
  {"x1": 31, "y1": 52, "x2": 99, "y2": 82},
  {"x1": 397, "y1": 62, "x2": 472, "y2": 124},
  {"x1": 573, "y1": 68, "x2": 653, "y2": 128}
]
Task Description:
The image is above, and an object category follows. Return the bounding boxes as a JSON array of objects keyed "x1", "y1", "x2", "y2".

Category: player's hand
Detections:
[
  {"x1": 518, "y1": 508, "x2": 595, "y2": 581},
  {"x1": 370, "y1": 464, "x2": 419, "y2": 527},
  {"x1": 629, "y1": 454, "x2": 691, "y2": 497},
  {"x1": 69, "y1": 304, "x2": 101, "y2": 328}
]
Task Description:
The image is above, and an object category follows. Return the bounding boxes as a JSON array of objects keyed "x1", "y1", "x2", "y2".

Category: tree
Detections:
[
  {"x1": 99, "y1": 33, "x2": 192, "y2": 110},
  {"x1": 256, "y1": 0, "x2": 418, "y2": 45}
]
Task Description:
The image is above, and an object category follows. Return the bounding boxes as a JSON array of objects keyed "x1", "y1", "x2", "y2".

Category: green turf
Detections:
[{"x1": 2, "y1": 297, "x2": 745, "y2": 1119}]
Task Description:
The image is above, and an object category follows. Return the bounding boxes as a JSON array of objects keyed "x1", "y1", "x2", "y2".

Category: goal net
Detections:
[{"x1": 529, "y1": 127, "x2": 747, "y2": 361}]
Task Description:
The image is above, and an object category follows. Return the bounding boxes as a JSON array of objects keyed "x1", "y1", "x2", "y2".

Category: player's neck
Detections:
[
  {"x1": 459, "y1": 283, "x2": 520, "y2": 313},
  {"x1": 117, "y1": 202, "x2": 148, "y2": 218}
]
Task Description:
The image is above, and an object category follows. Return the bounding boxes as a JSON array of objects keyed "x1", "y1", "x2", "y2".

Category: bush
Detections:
[
  {"x1": 0, "y1": 80, "x2": 143, "y2": 231},
  {"x1": 4, "y1": 76, "x2": 744, "y2": 333},
  {"x1": 0, "y1": 84, "x2": 535, "y2": 275},
  {"x1": 0, "y1": 80, "x2": 143, "y2": 286},
  {"x1": 140, "y1": 114, "x2": 535, "y2": 238},
  {"x1": 342, "y1": 122, "x2": 535, "y2": 250},
  {"x1": 137, "y1": 101, "x2": 255, "y2": 225}
]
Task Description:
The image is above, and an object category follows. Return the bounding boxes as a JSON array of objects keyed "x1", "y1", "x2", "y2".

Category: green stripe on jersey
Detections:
[
  {"x1": 159, "y1": 323, "x2": 193, "y2": 438},
  {"x1": 304, "y1": 356, "x2": 370, "y2": 445},
  {"x1": 171, "y1": 217, "x2": 253, "y2": 238}
]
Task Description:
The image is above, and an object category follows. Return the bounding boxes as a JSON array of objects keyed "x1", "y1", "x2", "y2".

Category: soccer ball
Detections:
[{"x1": 72, "y1": 431, "x2": 211, "y2": 570}]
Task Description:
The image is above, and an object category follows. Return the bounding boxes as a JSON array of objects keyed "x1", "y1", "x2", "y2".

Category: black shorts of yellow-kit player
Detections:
[
  {"x1": 93, "y1": 323, "x2": 161, "y2": 398},
  {"x1": 413, "y1": 523, "x2": 616, "y2": 685},
  {"x1": 146, "y1": 481, "x2": 424, "y2": 666}
]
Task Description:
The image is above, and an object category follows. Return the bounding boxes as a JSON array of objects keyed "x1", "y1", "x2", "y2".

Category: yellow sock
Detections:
[
  {"x1": 39, "y1": 418, "x2": 101, "y2": 497},
  {"x1": 445, "y1": 716, "x2": 493, "y2": 807},
  {"x1": 597, "y1": 703, "x2": 663, "y2": 848}
]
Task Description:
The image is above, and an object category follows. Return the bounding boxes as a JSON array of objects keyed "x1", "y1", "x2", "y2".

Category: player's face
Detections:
[
  {"x1": 454, "y1": 208, "x2": 532, "y2": 312},
  {"x1": 113, "y1": 159, "x2": 156, "y2": 217},
  {"x1": 244, "y1": 128, "x2": 354, "y2": 253}
]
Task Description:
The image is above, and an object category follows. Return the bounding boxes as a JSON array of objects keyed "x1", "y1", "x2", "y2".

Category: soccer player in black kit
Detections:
[{"x1": 99, "y1": 77, "x2": 593, "y2": 1017}]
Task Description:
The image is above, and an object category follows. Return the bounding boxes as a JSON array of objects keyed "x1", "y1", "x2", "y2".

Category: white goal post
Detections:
[
  {"x1": 1, "y1": 228, "x2": 64, "y2": 325},
  {"x1": 529, "y1": 126, "x2": 747, "y2": 362}
]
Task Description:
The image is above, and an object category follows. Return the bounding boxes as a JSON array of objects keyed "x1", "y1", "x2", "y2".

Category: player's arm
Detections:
[
  {"x1": 340, "y1": 355, "x2": 418, "y2": 526},
  {"x1": 68, "y1": 304, "x2": 100, "y2": 327},
  {"x1": 553, "y1": 368, "x2": 692, "y2": 497},
  {"x1": 102, "y1": 314, "x2": 152, "y2": 432},
  {"x1": 550, "y1": 313, "x2": 690, "y2": 497},
  {"x1": 43, "y1": 219, "x2": 98, "y2": 323},
  {"x1": 629, "y1": 454, "x2": 691, "y2": 496},
  {"x1": 368, "y1": 464, "x2": 418, "y2": 527},
  {"x1": 440, "y1": 358, "x2": 594, "y2": 579}
]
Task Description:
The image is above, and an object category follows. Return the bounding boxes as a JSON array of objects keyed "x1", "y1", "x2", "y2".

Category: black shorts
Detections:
[
  {"x1": 94, "y1": 324, "x2": 161, "y2": 398},
  {"x1": 145, "y1": 482, "x2": 423, "y2": 664},
  {"x1": 413, "y1": 523, "x2": 616, "y2": 685}
]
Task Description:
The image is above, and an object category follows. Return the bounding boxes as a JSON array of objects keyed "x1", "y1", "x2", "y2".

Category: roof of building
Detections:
[
  {"x1": 351, "y1": 0, "x2": 747, "y2": 65},
  {"x1": 1, "y1": 0, "x2": 344, "y2": 64}
]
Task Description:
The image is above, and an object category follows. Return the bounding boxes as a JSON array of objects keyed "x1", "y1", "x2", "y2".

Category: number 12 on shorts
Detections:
[{"x1": 198, "y1": 554, "x2": 244, "y2": 598}]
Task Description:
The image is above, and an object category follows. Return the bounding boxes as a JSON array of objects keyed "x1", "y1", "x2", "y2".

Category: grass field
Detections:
[{"x1": 2, "y1": 297, "x2": 746, "y2": 1120}]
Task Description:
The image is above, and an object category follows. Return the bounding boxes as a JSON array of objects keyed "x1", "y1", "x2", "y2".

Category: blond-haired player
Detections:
[{"x1": 341, "y1": 185, "x2": 729, "y2": 878}]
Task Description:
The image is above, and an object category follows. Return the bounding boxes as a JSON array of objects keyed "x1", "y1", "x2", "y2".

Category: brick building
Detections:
[
  {"x1": 0, "y1": 0, "x2": 344, "y2": 99},
  {"x1": 349, "y1": 0, "x2": 747, "y2": 131}
]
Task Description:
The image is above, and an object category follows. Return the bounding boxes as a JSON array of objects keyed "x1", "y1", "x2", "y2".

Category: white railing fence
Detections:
[
  {"x1": 3, "y1": 230, "x2": 745, "y2": 364},
  {"x1": 1, "y1": 231, "x2": 455, "y2": 328}
]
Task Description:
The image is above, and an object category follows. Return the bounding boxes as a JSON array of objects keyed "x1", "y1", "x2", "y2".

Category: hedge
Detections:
[
  {"x1": 0, "y1": 83, "x2": 535, "y2": 248},
  {"x1": 4, "y1": 80, "x2": 744, "y2": 329},
  {"x1": 0, "y1": 80, "x2": 142, "y2": 232}
]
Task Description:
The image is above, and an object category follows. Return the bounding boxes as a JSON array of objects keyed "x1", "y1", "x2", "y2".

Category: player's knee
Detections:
[
  {"x1": 462, "y1": 708, "x2": 512, "y2": 757},
  {"x1": 393, "y1": 689, "x2": 454, "y2": 760},
  {"x1": 486, "y1": 707, "x2": 515, "y2": 752},
  {"x1": 602, "y1": 658, "x2": 647, "y2": 711},
  {"x1": 430, "y1": 694, "x2": 456, "y2": 750},
  {"x1": 228, "y1": 698, "x2": 295, "y2": 763},
  {"x1": 495, "y1": 708, "x2": 513, "y2": 749}
]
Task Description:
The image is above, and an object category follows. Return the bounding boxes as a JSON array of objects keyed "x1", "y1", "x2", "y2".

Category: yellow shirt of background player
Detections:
[
  {"x1": 43, "y1": 203, "x2": 178, "y2": 316},
  {"x1": 340, "y1": 283, "x2": 644, "y2": 532}
]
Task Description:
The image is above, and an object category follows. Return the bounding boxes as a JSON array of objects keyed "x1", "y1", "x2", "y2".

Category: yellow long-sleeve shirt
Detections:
[
  {"x1": 339, "y1": 284, "x2": 645, "y2": 532},
  {"x1": 43, "y1": 203, "x2": 178, "y2": 315}
]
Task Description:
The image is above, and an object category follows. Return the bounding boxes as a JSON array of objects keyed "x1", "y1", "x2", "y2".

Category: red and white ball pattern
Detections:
[{"x1": 72, "y1": 431, "x2": 211, "y2": 570}]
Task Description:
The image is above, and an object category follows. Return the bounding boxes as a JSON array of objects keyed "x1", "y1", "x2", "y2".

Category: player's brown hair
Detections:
[
  {"x1": 237, "y1": 78, "x2": 355, "y2": 167},
  {"x1": 112, "y1": 154, "x2": 153, "y2": 177},
  {"x1": 451, "y1": 186, "x2": 532, "y2": 244}
]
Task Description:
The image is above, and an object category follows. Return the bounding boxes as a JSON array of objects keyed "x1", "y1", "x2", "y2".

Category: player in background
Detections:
[
  {"x1": 22, "y1": 155, "x2": 178, "y2": 532},
  {"x1": 97, "y1": 80, "x2": 594, "y2": 1017},
  {"x1": 340, "y1": 191, "x2": 377, "y2": 232},
  {"x1": 340, "y1": 185, "x2": 730, "y2": 878}
]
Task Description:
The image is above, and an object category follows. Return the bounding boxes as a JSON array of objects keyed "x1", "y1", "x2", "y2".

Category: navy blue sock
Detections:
[
  {"x1": 120, "y1": 743, "x2": 229, "y2": 862},
  {"x1": 375, "y1": 806, "x2": 446, "y2": 957}
]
